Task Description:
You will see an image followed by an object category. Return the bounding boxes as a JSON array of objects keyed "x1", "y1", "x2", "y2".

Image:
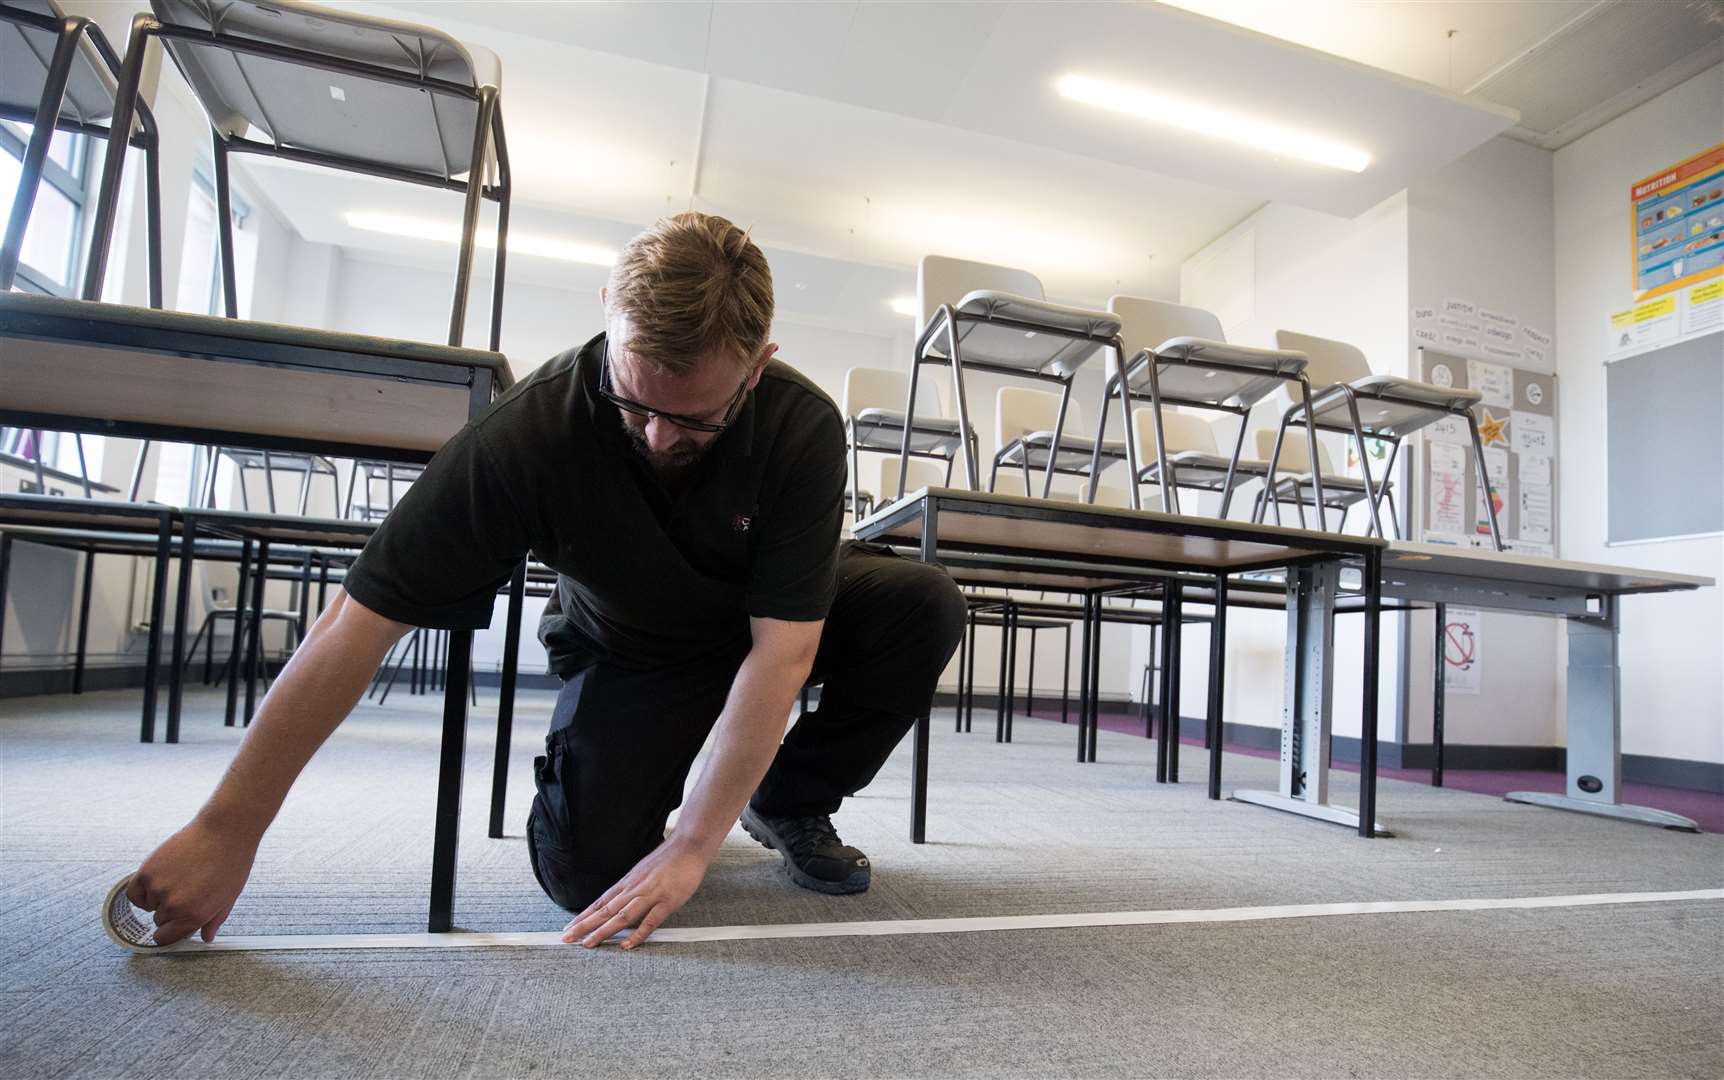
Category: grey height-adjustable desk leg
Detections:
[
  {"x1": 1505, "y1": 599, "x2": 1699, "y2": 831},
  {"x1": 1232, "y1": 561, "x2": 1392, "y2": 836}
]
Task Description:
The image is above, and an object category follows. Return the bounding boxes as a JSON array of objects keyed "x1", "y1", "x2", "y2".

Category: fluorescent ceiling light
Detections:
[
  {"x1": 345, "y1": 211, "x2": 618, "y2": 266},
  {"x1": 890, "y1": 296, "x2": 918, "y2": 317},
  {"x1": 1056, "y1": 74, "x2": 1371, "y2": 173}
]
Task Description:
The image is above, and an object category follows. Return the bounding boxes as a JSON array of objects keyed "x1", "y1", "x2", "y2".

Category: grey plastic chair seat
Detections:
[
  {"x1": 1000, "y1": 431, "x2": 1127, "y2": 473},
  {"x1": 1129, "y1": 337, "x2": 1308, "y2": 409},
  {"x1": 929, "y1": 290, "x2": 1120, "y2": 378},
  {"x1": 851, "y1": 408, "x2": 967, "y2": 455},
  {"x1": 0, "y1": 0, "x2": 116, "y2": 123},
  {"x1": 152, "y1": 0, "x2": 500, "y2": 181},
  {"x1": 1139, "y1": 450, "x2": 1271, "y2": 488},
  {"x1": 1304, "y1": 376, "x2": 1483, "y2": 438}
]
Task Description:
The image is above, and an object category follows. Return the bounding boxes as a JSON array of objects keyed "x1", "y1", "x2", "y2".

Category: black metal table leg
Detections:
[
  {"x1": 429, "y1": 629, "x2": 473, "y2": 932},
  {"x1": 1167, "y1": 582, "x2": 1184, "y2": 783},
  {"x1": 1026, "y1": 624, "x2": 1036, "y2": 718},
  {"x1": 963, "y1": 608, "x2": 977, "y2": 733},
  {"x1": 1432, "y1": 601, "x2": 1446, "y2": 788},
  {"x1": 139, "y1": 514, "x2": 172, "y2": 742},
  {"x1": 72, "y1": 551, "x2": 95, "y2": 694},
  {"x1": 1360, "y1": 548, "x2": 1383, "y2": 838},
  {"x1": 953, "y1": 608, "x2": 967, "y2": 733},
  {"x1": 242, "y1": 539, "x2": 269, "y2": 725},
  {"x1": 994, "y1": 602, "x2": 1009, "y2": 743},
  {"x1": 1155, "y1": 581, "x2": 1174, "y2": 782},
  {"x1": 1003, "y1": 602, "x2": 1017, "y2": 743},
  {"x1": 1207, "y1": 572, "x2": 1228, "y2": 801},
  {"x1": 1060, "y1": 623, "x2": 1070, "y2": 724},
  {"x1": 1076, "y1": 592, "x2": 1092, "y2": 762},
  {"x1": 224, "y1": 538, "x2": 251, "y2": 727},
  {"x1": 1086, "y1": 593, "x2": 1101, "y2": 763},
  {"x1": 166, "y1": 518, "x2": 196, "y2": 743},
  {"x1": 487, "y1": 561, "x2": 527, "y2": 840}
]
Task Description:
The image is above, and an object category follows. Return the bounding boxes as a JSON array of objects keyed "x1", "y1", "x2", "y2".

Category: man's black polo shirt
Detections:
[{"x1": 342, "y1": 332, "x2": 848, "y2": 674}]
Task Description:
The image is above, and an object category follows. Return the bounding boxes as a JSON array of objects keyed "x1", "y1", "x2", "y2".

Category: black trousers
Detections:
[{"x1": 527, "y1": 542, "x2": 967, "y2": 912}]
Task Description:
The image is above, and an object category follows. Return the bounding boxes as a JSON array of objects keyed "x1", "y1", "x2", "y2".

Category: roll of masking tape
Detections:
[{"x1": 102, "y1": 875, "x2": 163, "y2": 951}]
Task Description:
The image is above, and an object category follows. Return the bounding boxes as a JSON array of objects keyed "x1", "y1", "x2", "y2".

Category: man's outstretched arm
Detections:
[{"x1": 126, "y1": 588, "x2": 410, "y2": 945}]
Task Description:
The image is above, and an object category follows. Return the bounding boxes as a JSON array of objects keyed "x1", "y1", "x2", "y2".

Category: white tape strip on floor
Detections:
[{"x1": 136, "y1": 888, "x2": 1723, "y2": 954}]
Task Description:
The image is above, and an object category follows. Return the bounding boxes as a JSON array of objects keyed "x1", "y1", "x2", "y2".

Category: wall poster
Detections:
[
  {"x1": 1415, "y1": 348, "x2": 1558, "y2": 554},
  {"x1": 1631, "y1": 142, "x2": 1724, "y2": 301}
]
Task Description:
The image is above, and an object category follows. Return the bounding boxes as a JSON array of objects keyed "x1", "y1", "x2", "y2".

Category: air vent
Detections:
[{"x1": 1468, "y1": 0, "x2": 1724, "y2": 149}]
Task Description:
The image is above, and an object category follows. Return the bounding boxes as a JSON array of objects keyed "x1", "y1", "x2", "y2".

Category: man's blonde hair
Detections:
[{"x1": 605, "y1": 211, "x2": 773, "y2": 376}]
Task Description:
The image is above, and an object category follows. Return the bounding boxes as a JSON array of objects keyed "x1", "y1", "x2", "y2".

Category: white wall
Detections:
[
  {"x1": 1403, "y1": 136, "x2": 1560, "y2": 749},
  {"x1": 1553, "y1": 64, "x2": 1724, "y2": 767},
  {"x1": 1175, "y1": 193, "x2": 1410, "y2": 743}
]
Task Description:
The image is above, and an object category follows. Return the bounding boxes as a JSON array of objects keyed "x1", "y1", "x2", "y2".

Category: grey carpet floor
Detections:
[{"x1": 2, "y1": 688, "x2": 1721, "y2": 1079}]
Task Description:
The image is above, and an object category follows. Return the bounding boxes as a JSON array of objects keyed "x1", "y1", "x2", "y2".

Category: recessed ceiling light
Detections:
[
  {"x1": 345, "y1": 211, "x2": 618, "y2": 266},
  {"x1": 1056, "y1": 74, "x2": 1371, "y2": 173},
  {"x1": 890, "y1": 296, "x2": 918, "y2": 317}
]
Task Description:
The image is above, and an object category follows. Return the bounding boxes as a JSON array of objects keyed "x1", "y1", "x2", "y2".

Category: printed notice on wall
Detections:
[
  {"x1": 1512, "y1": 411, "x2": 1554, "y2": 457},
  {"x1": 1519, "y1": 454, "x2": 1551, "y2": 487},
  {"x1": 1443, "y1": 607, "x2": 1482, "y2": 695},
  {"x1": 1519, "y1": 483, "x2": 1553, "y2": 544},
  {"x1": 1683, "y1": 279, "x2": 1724, "y2": 335},
  {"x1": 1476, "y1": 447, "x2": 1508, "y2": 536},
  {"x1": 1428, "y1": 442, "x2": 1466, "y2": 537},
  {"x1": 1467, "y1": 360, "x2": 1514, "y2": 408}
]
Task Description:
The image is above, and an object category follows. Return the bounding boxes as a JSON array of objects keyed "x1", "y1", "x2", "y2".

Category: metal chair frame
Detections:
[
  {"x1": 1093, "y1": 348, "x2": 1325, "y2": 518},
  {"x1": 900, "y1": 304, "x2": 1130, "y2": 506},
  {"x1": 1254, "y1": 380, "x2": 1502, "y2": 549}
]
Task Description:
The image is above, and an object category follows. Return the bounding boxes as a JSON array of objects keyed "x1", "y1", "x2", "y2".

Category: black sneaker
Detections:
[{"x1": 739, "y1": 805, "x2": 871, "y2": 895}]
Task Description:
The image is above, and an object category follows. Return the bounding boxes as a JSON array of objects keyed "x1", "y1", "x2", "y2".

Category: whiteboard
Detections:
[{"x1": 1606, "y1": 332, "x2": 1724, "y2": 544}]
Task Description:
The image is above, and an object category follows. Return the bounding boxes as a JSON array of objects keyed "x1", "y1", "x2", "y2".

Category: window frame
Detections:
[{"x1": 0, "y1": 118, "x2": 93, "y2": 297}]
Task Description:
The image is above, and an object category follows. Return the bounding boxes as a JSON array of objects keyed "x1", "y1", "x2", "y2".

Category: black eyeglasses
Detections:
[{"x1": 597, "y1": 342, "x2": 750, "y2": 434}]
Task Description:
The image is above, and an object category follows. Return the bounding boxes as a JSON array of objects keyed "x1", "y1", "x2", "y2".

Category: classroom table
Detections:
[
  {"x1": 0, "y1": 494, "x2": 176, "y2": 735},
  {"x1": 0, "y1": 293, "x2": 514, "y2": 931},
  {"x1": 853, "y1": 487, "x2": 1388, "y2": 840},
  {"x1": 1375, "y1": 541, "x2": 1713, "y2": 831}
]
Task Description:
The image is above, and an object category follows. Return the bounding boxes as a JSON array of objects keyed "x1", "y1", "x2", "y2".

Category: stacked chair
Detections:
[
  {"x1": 990, "y1": 386, "x2": 1127, "y2": 497},
  {"x1": 901, "y1": 255, "x2": 1124, "y2": 500},
  {"x1": 1252, "y1": 429, "x2": 1401, "y2": 537},
  {"x1": 1265, "y1": 330, "x2": 1498, "y2": 547},
  {"x1": 843, "y1": 366, "x2": 969, "y2": 515},
  {"x1": 1098, "y1": 296, "x2": 1316, "y2": 513},
  {"x1": 1128, "y1": 408, "x2": 1270, "y2": 516}
]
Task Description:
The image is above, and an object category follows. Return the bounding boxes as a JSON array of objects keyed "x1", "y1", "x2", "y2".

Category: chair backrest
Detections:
[
  {"x1": 1254, "y1": 429, "x2": 1334, "y2": 474},
  {"x1": 1109, "y1": 296, "x2": 1225, "y2": 361},
  {"x1": 918, "y1": 254, "x2": 1044, "y2": 331},
  {"x1": 995, "y1": 386, "x2": 1087, "y2": 450},
  {"x1": 1275, "y1": 330, "x2": 1371, "y2": 387},
  {"x1": 1133, "y1": 408, "x2": 1217, "y2": 456},
  {"x1": 843, "y1": 366, "x2": 944, "y2": 420},
  {"x1": 877, "y1": 455, "x2": 947, "y2": 501}
]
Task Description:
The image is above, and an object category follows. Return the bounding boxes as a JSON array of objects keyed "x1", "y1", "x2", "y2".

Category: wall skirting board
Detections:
[{"x1": 4, "y1": 670, "x2": 1719, "y2": 794}]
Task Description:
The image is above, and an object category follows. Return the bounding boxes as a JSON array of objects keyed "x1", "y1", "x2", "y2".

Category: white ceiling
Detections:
[{"x1": 222, "y1": 1, "x2": 1561, "y2": 337}]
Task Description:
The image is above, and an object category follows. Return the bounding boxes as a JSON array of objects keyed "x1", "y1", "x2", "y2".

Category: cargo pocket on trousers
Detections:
[{"x1": 526, "y1": 744, "x2": 583, "y2": 912}]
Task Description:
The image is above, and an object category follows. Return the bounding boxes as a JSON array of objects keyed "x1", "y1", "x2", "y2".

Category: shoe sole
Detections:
[{"x1": 739, "y1": 809, "x2": 871, "y2": 896}]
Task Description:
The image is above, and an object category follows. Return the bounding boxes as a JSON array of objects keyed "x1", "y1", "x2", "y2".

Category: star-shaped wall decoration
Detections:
[{"x1": 1476, "y1": 409, "x2": 1509, "y2": 448}]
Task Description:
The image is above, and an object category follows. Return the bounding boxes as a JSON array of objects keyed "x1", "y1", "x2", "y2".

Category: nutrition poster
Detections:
[{"x1": 1631, "y1": 142, "x2": 1724, "y2": 301}]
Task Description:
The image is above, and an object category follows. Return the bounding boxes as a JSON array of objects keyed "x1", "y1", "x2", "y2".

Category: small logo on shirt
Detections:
[{"x1": 731, "y1": 512, "x2": 752, "y2": 532}]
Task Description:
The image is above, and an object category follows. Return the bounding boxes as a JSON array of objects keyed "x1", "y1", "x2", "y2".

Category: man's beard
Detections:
[{"x1": 621, "y1": 417, "x2": 708, "y2": 473}]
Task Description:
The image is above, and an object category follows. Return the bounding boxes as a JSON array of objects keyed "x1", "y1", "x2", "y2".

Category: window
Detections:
[
  {"x1": 1, "y1": 120, "x2": 102, "y2": 489},
  {"x1": 0, "y1": 119, "x2": 90, "y2": 296},
  {"x1": 156, "y1": 168, "x2": 251, "y2": 504}
]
